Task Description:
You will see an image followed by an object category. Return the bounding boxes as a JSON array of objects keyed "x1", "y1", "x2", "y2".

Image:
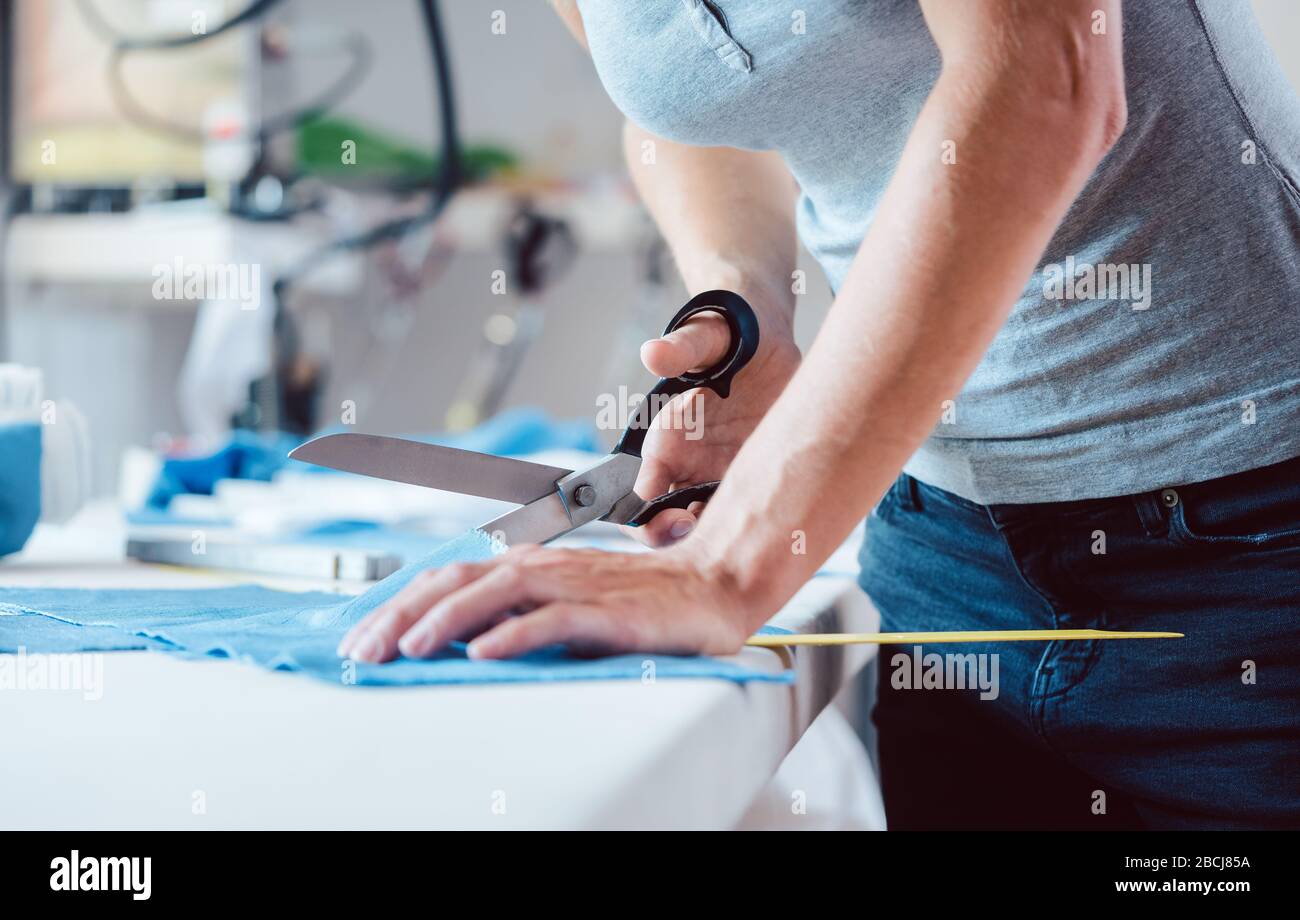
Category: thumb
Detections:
[{"x1": 640, "y1": 310, "x2": 730, "y2": 378}]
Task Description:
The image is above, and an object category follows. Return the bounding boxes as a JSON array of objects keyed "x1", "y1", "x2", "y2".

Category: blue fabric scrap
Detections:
[
  {"x1": 0, "y1": 530, "x2": 792, "y2": 687},
  {"x1": 143, "y1": 408, "x2": 602, "y2": 511},
  {"x1": 0, "y1": 422, "x2": 42, "y2": 557}
]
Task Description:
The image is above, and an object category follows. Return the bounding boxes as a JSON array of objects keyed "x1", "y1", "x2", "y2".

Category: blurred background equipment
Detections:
[
  {"x1": 444, "y1": 202, "x2": 576, "y2": 431},
  {"x1": 0, "y1": 0, "x2": 651, "y2": 499}
]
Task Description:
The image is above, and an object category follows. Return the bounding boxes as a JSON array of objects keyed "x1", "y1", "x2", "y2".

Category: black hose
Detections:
[
  {"x1": 74, "y1": 0, "x2": 285, "y2": 51},
  {"x1": 260, "y1": 0, "x2": 463, "y2": 431},
  {"x1": 272, "y1": 0, "x2": 462, "y2": 298},
  {"x1": 75, "y1": 0, "x2": 371, "y2": 145},
  {"x1": 102, "y1": 32, "x2": 373, "y2": 145}
]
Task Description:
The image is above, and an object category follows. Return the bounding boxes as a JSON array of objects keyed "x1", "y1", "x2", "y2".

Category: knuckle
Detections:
[
  {"x1": 549, "y1": 606, "x2": 578, "y2": 633},
  {"x1": 716, "y1": 618, "x2": 747, "y2": 652},
  {"x1": 380, "y1": 604, "x2": 418, "y2": 629},
  {"x1": 617, "y1": 615, "x2": 644, "y2": 648},
  {"x1": 444, "y1": 562, "x2": 475, "y2": 581},
  {"x1": 517, "y1": 549, "x2": 557, "y2": 571},
  {"x1": 495, "y1": 563, "x2": 525, "y2": 590}
]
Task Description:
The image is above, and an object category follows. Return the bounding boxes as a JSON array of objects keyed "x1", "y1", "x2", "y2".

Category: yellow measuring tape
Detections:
[{"x1": 745, "y1": 629, "x2": 1183, "y2": 647}]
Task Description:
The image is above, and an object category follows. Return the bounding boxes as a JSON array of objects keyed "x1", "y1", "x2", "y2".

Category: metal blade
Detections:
[
  {"x1": 477, "y1": 492, "x2": 577, "y2": 547},
  {"x1": 476, "y1": 452, "x2": 644, "y2": 547},
  {"x1": 288, "y1": 433, "x2": 573, "y2": 505}
]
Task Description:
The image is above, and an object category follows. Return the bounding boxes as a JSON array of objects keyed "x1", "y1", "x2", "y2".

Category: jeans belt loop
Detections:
[
  {"x1": 896, "y1": 474, "x2": 920, "y2": 512},
  {"x1": 1133, "y1": 489, "x2": 1169, "y2": 536}
]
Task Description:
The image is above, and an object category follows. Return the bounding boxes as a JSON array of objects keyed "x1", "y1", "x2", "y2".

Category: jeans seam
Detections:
[{"x1": 990, "y1": 519, "x2": 1110, "y2": 741}]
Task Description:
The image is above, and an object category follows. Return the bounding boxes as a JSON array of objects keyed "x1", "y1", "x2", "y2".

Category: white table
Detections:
[{"x1": 1, "y1": 504, "x2": 880, "y2": 830}]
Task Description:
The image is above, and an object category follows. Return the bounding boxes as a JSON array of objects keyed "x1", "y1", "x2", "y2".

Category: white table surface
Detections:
[{"x1": 0, "y1": 504, "x2": 878, "y2": 830}]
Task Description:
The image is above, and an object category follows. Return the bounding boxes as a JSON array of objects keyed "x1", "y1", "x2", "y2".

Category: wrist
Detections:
[
  {"x1": 667, "y1": 528, "x2": 797, "y2": 636},
  {"x1": 689, "y1": 260, "x2": 797, "y2": 343}
]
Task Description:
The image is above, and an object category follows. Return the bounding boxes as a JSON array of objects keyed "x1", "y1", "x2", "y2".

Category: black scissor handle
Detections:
[
  {"x1": 624, "y1": 480, "x2": 720, "y2": 527},
  {"x1": 613, "y1": 290, "x2": 760, "y2": 458}
]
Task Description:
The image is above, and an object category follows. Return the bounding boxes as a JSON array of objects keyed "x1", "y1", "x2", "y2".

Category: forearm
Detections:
[
  {"x1": 685, "y1": 4, "x2": 1127, "y2": 624},
  {"x1": 623, "y1": 120, "x2": 799, "y2": 338}
]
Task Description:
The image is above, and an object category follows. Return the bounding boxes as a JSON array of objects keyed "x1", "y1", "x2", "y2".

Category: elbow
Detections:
[
  {"x1": 1054, "y1": 27, "x2": 1129, "y2": 159},
  {"x1": 1094, "y1": 87, "x2": 1128, "y2": 155},
  {"x1": 1067, "y1": 59, "x2": 1128, "y2": 159},
  {"x1": 1010, "y1": 16, "x2": 1129, "y2": 161},
  {"x1": 1044, "y1": 79, "x2": 1127, "y2": 170},
  {"x1": 1015, "y1": 54, "x2": 1127, "y2": 169},
  {"x1": 930, "y1": 0, "x2": 1128, "y2": 162}
]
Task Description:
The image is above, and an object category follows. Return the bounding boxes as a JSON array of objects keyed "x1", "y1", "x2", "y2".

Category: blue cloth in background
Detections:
[
  {"x1": 145, "y1": 430, "x2": 299, "y2": 510},
  {"x1": 142, "y1": 407, "x2": 602, "y2": 512},
  {"x1": 425, "y1": 407, "x2": 600, "y2": 456},
  {"x1": 0, "y1": 530, "x2": 792, "y2": 687},
  {"x1": 0, "y1": 422, "x2": 42, "y2": 558}
]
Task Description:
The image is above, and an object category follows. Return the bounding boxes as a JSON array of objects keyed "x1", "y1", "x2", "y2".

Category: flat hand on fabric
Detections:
[{"x1": 0, "y1": 530, "x2": 791, "y2": 687}]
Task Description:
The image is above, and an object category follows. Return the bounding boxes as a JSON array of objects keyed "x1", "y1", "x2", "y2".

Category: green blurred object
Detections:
[{"x1": 297, "y1": 117, "x2": 517, "y2": 184}]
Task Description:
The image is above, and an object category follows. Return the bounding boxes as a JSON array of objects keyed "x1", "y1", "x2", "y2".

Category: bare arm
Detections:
[
  {"x1": 622, "y1": 123, "x2": 800, "y2": 345},
  {"x1": 556, "y1": 0, "x2": 803, "y2": 545},
  {"x1": 688, "y1": 0, "x2": 1128, "y2": 617},
  {"x1": 551, "y1": 0, "x2": 800, "y2": 331}
]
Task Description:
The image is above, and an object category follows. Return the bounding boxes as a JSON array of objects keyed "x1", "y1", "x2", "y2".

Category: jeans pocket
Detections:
[
  {"x1": 1168, "y1": 494, "x2": 1300, "y2": 548},
  {"x1": 680, "y1": 0, "x2": 753, "y2": 73}
]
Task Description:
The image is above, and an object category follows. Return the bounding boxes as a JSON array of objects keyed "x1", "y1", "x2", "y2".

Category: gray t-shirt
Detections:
[{"x1": 578, "y1": 0, "x2": 1300, "y2": 503}]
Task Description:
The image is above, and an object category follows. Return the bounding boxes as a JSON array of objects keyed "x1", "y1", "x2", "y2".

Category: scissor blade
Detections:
[
  {"x1": 288, "y1": 433, "x2": 573, "y2": 505},
  {"x1": 477, "y1": 452, "x2": 645, "y2": 547},
  {"x1": 477, "y1": 491, "x2": 577, "y2": 547}
]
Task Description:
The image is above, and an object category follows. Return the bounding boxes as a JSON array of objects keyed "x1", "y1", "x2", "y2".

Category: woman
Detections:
[{"x1": 342, "y1": 0, "x2": 1300, "y2": 829}]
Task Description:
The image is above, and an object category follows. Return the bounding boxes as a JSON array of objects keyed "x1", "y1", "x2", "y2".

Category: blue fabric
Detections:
[
  {"x1": 142, "y1": 408, "x2": 601, "y2": 512},
  {"x1": 0, "y1": 422, "x2": 42, "y2": 557},
  {"x1": 145, "y1": 430, "x2": 299, "y2": 510},
  {"x1": 0, "y1": 530, "x2": 791, "y2": 687},
  {"x1": 423, "y1": 407, "x2": 600, "y2": 456},
  {"x1": 859, "y1": 459, "x2": 1300, "y2": 831}
]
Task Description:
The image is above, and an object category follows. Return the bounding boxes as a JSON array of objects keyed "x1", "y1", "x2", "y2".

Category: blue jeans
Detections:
[{"x1": 858, "y1": 455, "x2": 1300, "y2": 830}]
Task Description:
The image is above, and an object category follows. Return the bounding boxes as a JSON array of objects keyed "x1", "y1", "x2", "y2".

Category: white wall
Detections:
[{"x1": 1254, "y1": 0, "x2": 1300, "y2": 88}]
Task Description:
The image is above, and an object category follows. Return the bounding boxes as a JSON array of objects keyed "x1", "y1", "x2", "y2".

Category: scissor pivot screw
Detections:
[{"x1": 573, "y1": 484, "x2": 597, "y2": 507}]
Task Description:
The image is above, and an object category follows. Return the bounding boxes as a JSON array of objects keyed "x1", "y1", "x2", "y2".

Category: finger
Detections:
[
  {"x1": 621, "y1": 508, "x2": 696, "y2": 548},
  {"x1": 639, "y1": 311, "x2": 729, "y2": 378},
  {"x1": 632, "y1": 451, "x2": 675, "y2": 501},
  {"x1": 341, "y1": 561, "x2": 488, "y2": 662},
  {"x1": 397, "y1": 559, "x2": 548, "y2": 658},
  {"x1": 467, "y1": 603, "x2": 627, "y2": 660}
]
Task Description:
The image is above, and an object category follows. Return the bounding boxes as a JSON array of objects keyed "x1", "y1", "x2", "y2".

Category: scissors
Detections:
[{"x1": 288, "y1": 290, "x2": 760, "y2": 548}]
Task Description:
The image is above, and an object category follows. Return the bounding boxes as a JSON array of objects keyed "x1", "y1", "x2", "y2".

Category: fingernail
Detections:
[
  {"x1": 398, "y1": 626, "x2": 433, "y2": 659},
  {"x1": 353, "y1": 633, "x2": 383, "y2": 662},
  {"x1": 337, "y1": 631, "x2": 360, "y2": 657},
  {"x1": 670, "y1": 519, "x2": 695, "y2": 539},
  {"x1": 466, "y1": 639, "x2": 491, "y2": 659}
]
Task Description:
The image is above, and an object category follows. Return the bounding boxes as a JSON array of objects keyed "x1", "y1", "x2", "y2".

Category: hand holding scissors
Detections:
[{"x1": 292, "y1": 291, "x2": 767, "y2": 661}]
